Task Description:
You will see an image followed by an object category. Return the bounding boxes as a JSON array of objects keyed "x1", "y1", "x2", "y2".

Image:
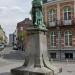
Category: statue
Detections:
[
  {"x1": 32, "y1": 0, "x2": 45, "y2": 28},
  {"x1": 11, "y1": 0, "x2": 60, "y2": 75}
]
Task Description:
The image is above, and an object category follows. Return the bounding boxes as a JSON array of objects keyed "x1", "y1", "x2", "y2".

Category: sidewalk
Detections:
[
  {"x1": 0, "y1": 47, "x2": 75, "y2": 75},
  {"x1": 0, "y1": 62, "x2": 23, "y2": 75}
]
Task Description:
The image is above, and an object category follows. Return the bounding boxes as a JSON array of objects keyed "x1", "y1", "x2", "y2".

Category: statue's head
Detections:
[{"x1": 32, "y1": 0, "x2": 43, "y2": 6}]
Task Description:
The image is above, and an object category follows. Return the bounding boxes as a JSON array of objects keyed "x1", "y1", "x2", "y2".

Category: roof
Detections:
[{"x1": 17, "y1": 18, "x2": 33, "y2": 28}]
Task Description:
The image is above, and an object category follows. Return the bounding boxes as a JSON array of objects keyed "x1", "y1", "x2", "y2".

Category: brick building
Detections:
[
  {"x1": 43, "y1": 0, "x2": 75, "y2": 61},
  {"x1": 17, "y1": 18, "x2": 32, "y2": 51}
]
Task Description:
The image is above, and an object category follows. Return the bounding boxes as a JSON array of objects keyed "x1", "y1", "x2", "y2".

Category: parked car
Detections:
[
  {"x1": 0, "y1": 44, "x2": 4, "y2": 51},
  {"x1": 13, "y1": 45, "x2": 18, "y2": 50}
]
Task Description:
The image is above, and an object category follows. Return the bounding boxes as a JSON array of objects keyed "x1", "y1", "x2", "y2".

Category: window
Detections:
[
  {"x1": 50, "y1": 53, "x2": 56, "y2": 59},
  {"x1": 64, "y1": 7, "x2": 71, "y2": 20},
  {"x1": 64, "y1": 30, "x2": 72, "y2": 46},
  {"x1": 48, "y1": 9, "x2": 56, "y2": 22},
  {"x1": 50, "y1": 32, "x2": 56, "y2": 47},
  {"x1": 65, "y1": 53, "x2": 73, "y2": 59}
]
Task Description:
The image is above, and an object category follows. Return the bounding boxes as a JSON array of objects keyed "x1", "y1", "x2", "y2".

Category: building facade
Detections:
[
  {"x1": 13, "y1": 29, "x2": 17, "y2": 47},
  {"x1": 9, "y1": 34, "x2": 14, "y2": 46},
  {"x1": 43, "y1": 0, "x2": 75, "y2": 61},
  {"x1": 17, "y1": 18, "x2": 32, "y2": 51},
  {"x1": 9, "y1": 29, "x2": 17, "y2": 47},
  {"x1": 0, "y1": 25, "x2": 7, "y2": 45}
]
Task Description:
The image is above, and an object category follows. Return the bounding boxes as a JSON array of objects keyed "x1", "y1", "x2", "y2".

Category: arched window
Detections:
[
  {"x1": 48, "y1": 9, "x2": 56, "y2": 22},
  {"x1": 50, "y1": 32, "x2": 56, "y2": 47},
  {"x1": 64, "y1": 30, "x2": 72, "y2": 46},
  {"x1": 64, "y1": 6, "x2": 71, "y2": 20}
]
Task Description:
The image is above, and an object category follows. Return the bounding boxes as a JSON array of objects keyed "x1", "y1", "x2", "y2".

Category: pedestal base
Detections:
[
  {"x1": 11, "y1": 27, "x2": 61, "y2": 75},
  {"x1": 11, "y1": 66, "x2": 53, "y2": 75}
]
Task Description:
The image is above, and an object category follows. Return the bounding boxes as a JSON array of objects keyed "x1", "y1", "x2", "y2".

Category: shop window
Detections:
[
  {"x1": 65, "y1": 53, "x2": 73, "y2": 59},
  {"x1": 50, "y1": 53, "x2": 56, "y2": 58}
]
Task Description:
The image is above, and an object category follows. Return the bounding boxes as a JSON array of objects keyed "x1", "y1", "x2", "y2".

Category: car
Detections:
[
  {"x1": 13, "y1": 45, "x2": 18, "y2": 50},
  {"x1": 0, "y1": 44, "x2": 4, "y2": 51}
]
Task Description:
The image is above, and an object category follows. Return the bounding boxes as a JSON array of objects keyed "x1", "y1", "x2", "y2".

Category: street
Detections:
[
  {"x1": 0, "y1": 47, "x2": 25, "y2": 75},
  {"x1": 0, "y1": 47, "x2": 75, "y2": 75}
]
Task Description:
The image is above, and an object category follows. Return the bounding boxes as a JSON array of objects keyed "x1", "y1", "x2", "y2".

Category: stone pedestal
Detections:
[{"x1": 11, "y1": 27, "x2": 60, "y2": 75}]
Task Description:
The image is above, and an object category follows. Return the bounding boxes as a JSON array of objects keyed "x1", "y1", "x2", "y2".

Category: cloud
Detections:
[
  {"x1": 0, "y1": 0, "x2": 32, "y2": 19},
  {"x1": 0, "y1": 0, "x2": 32, "y2": 38},
  {"x1": 0, "y1": 6, "x2": 29, "y2": 24},
  {"x1": 10, "y1": 6, "x2": 25, "y2": 13},
  {"x1": 0, "y1": 7, "x2": 7, "y2": 16}
]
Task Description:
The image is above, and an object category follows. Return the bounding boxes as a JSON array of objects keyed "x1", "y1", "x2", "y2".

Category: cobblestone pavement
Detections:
[{"x1": 0, "y1": 47, "x2": 75, "y2": 75}]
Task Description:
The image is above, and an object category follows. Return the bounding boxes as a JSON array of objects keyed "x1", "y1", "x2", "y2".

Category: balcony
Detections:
[
  {"x1": 62, "y1": 20, "x2": 72, "y2": 25},
  {"x1": 60, "y1": 19, "x2": 75, "y2": 26},
  {"x1": 47, "y1": 19, "x2": 75, "y2": 28},
  {"x1": 43, "y1": 0, "x2": 62, "y2": 3},
  {"x1": 48, "y1": 21, "x2": 57, "y2": 27}
]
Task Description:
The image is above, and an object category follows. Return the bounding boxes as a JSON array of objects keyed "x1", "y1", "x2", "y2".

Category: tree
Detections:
[
  {"x1": 18, "y1": 30, "x2": 28, "y2": 51},
  {"x1": 0, "y1": 36, "x2": 3, "y2": 43}
]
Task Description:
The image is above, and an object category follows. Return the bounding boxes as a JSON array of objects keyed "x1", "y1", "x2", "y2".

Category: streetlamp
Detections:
[{"x1": 20, "y1": 27, "x2": 24, "y2": 51}]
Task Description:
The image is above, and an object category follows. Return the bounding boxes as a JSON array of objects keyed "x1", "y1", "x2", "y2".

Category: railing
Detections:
[
  {"x1": 44, "y1": 0, "x2": 69, "y2": 4},
  {"x1": 43, "y1": 0, "x2": 63, "y2": 4},
  {"x1": 60, "y1": 19, "x2": 75, "y2": 26},
  {"x1": 47, "y1": 20, "x2": 61, "y2": 27},
  {"x1": 48, "y1": 21, "x2": 57, "y2": 27},
  {"x1": 47, "y1": 19, "x2": 75, "y2": 27}
]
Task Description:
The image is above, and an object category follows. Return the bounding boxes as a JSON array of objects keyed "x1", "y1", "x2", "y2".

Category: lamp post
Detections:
[{"x1": 20, "y1": 27, "x2": 24, "y2": 51}]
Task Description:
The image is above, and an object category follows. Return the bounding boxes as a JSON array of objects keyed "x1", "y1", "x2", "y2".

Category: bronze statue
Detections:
[{"x1": 32, "y1": 0, "x2": 45, "y2": 28}]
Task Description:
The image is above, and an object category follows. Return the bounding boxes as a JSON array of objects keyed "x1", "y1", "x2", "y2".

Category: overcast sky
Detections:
[{"x1": 0, "y1": 0, "x2": 32, "y2": 38}]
